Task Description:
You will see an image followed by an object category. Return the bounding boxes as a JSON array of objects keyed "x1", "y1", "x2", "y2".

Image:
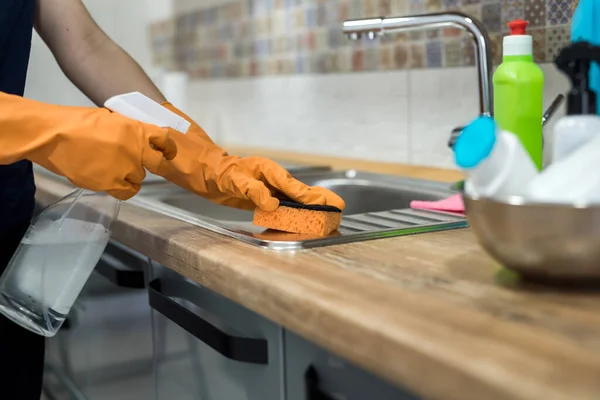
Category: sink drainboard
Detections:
[
  {"x1": 131, "y1": 196, "x2": 466, "y2": 251},
  {"x1": 339, "y1": 209, "x2": 464, "y2": 234},
  {"x1": 130, "y1": 170, "x2": 468, "y2": 251}
]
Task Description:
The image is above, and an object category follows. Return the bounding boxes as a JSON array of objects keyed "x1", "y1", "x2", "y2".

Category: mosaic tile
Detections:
[
  {"x1": 248, "y1": 60, "x2": 258, "y2": 76},
  {"x1": 460, "y1": 3, "x2": 482, "y2": 21},
  {"x1": 294, "y1": 8, "x2": 305, "y2": 30},
  {"x1": 256, "y1": 59, "x2": 267, "y2": 76},
  {"x1": 482, "y1": 3, "x2": 502, "y2": 33},
  {"x1": 572, "y1": 0, "x2": 579, "y2": 12},
  {"x1": 443, "y1": 27, "x2": 463, "y2": 38},
  {"x1": 444, "y1": 38, "x2": 463, "y2": 67},
  {"x1": 253, "y1": 16, "x2": 271, "y2": 36},
  {"x1": 379, "y1": 45, "x2": 394, "y2": 69},
  {"x1": 546, "y1": 25, "x2": 570, "y2": 61},
  {"x1": 426, "y1": 0, "x2": 443, "y2": 11},
  {"x1": 308, "y1": 53, "x2": 320, "y2": 73},
  {"x1": 150, "y1": 0, "x2": 578, "y2": 79},
  {"x1": 265, "y1": 58, "x2": 277, "y2": 75},
  {"x1": 364, "y1": 0, "x2": 380, "y2": 17},
  {"x1": 294, "y1": 55, "x2": 305, "y2": 73},
  {"x1": 233, "y1": 42, "x2": 244, "y2": 57},
  {"x1": 352, "y1": 48, "x2": 365, "y2": 70},
  {"x1": 339, "y1": 1, "x2": 351, "y2": 20},
  {"x1": 315, "y1": 29, "x2": 329, "y2": 50},
  {"x1": 530, "y1": 27, "x2": 546, "y2": 62},
  {"x1": 379, "y1": 32, "x2": 396, "y2": 44},
  {"x1": 389, "y1": 0, "x2": 409, "y2": 14},
  {"x1": 501, "y1": 0, "x2": 524, "y2": 29},
  {"x1": 410, "y1": 42, "x2": 426, "y2": 68},
  {"x1": 379, "y1": 0, "x2": 392, "y2": 14},
  {"x1": 461, "y1": 36, "x2": 476, "y2": 66},
  {"x1": 391, "y1": 31, "x2": 410, "y2": 42},
  {"x1": 325, "y1": 52, "x2": 341, "y2": 73},
  {"x1": 337, "y1": 48, "x2": 353, "y2": 71},
  {"x1": 409, "y1": 0, "x2": 424, "y2": 13},
  {"x1": 282, "y1": 57, "x2": 296, "y2": 74},
  {"x1": 427, "y1": 30, "x2": 441, "y2": 39},
  {"x1": 394, "y1": 42, "x2": 410, "y2": 68},
  {"x1": 364, "y1": 47, "x2": 380, "y2": 70},
  {"x1": 272, "y1": 11, "x2": 287, "y2": 34},
  {"x1": 296, "y1": 34, "x2": 305, "y2": 52},
  {"x1": 363, "y1": 34, "x2": 380, "y2": 47},
  {"x1": 325, "y1": 1, "x2": 342, "y2": 23},
  {"x1": 489, "y1": 32, "x2": 503, "y2": 65},
  {"x1": 305, "y1": 32, "x2": 317, "y2": 51},
  {"x1": 547, "y1": 0, "x2": 571, "y2": 25},
  {"x1": 306, "y1": 7, "x2": 317, "y2": 27},
  {"x1": 443, "y1": 0, "x2": 462, "y2": 9},
  {"x1": 328, "y1": 27, "x2": 346, "y2": 49},
  {"x1": 350, "y1": 0, "x2": 364, "y2": 18},
  {"x1": 410, "y1": 30, "x2": 425, "y2": 40},
  {"x1": 316, "y1": 4, "x2": 327, "y2": 25}
]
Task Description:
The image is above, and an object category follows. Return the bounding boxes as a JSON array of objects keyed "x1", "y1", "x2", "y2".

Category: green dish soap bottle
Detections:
[{"x1": 493, "y1": 20, "x2": 544, "y2": 170}]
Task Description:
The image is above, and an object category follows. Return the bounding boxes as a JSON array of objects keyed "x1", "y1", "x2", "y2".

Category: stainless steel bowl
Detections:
[{"x1": 463, "y1": 194, "x2": 600, "y2": 281}]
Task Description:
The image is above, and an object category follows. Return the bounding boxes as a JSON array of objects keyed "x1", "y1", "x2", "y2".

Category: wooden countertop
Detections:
[{"x1": 33, "y1": 150, "x2": 600, "y2": 400}]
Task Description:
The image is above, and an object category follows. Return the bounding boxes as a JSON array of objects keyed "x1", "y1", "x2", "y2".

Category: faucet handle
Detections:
[{"x1": 448, "y1": 126, "x2": 464, "y2": 149}]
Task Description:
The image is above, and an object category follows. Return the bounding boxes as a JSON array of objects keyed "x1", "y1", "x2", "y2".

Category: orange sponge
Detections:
[{"x1": 253, "y1": 201, "x2": 342, "y2": 236}]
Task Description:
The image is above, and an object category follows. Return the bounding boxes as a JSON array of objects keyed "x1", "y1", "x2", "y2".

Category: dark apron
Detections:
[
  {"x1": 0, "y1": 1, "x2": 45, "y2": 399},
  {"x1": 0, "y1": 0, "x2": 37, "y2": 234}
]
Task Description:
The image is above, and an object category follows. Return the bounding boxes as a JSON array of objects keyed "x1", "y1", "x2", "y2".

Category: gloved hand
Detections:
[
  {"x1": 0, "y1": 92, "x2": 177, "y2": 200},
  {"x1": 160, "y1": 102, "x2": 346, "y2": 212}
]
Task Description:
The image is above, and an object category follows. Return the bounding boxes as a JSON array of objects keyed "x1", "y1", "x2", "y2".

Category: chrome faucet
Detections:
[{"x1": 342, "y1": 12, "x2": 494, "y2": 117}]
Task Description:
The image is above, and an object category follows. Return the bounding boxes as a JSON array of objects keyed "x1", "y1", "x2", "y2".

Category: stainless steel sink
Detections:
[{"x1": 133, "y1": 170, "x2": 467, "y2": 250}]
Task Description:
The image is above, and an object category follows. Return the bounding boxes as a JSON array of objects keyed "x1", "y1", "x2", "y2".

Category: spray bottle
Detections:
[{"x1": 0, "y1": 92, "x2": 189, "y2": 337}]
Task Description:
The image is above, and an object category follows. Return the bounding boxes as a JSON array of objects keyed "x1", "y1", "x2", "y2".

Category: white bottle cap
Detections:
[{"x1": 503, "y1": 20, "x2": 533, "y2": 57}]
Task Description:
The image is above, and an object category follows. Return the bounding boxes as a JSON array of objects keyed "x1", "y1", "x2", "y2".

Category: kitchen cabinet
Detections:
[
  {"x1": 43, "y1": 241, "x2": 154, "y2": 400},
  {"x1": 149, "y1": 263, "x2": 285, "y2": 400},
  {"x1": 284, "y1": 330, "x2": 419, "y2": 400}
]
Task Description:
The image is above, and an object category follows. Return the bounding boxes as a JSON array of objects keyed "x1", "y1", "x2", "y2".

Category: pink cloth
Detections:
[{"x1": 410, "y1": 194, "x2": 464, "y2": 215}]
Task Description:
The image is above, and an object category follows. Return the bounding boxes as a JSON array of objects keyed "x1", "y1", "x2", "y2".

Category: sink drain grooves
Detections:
[
  {"x1": 363, "y1": 212, "x2": 420, "y2": 226},
  {"x1": 347, "y1": 213, "x2": 416, "y2": 228},
  {"x1": 339, "y1": 218, "x2": 385, "y2": 231},
  {"x1": 338, "y1": 226, "x2": 363, "y2": 234},
  {"x1": 389, "y1": 209, "x2": 461, "y2": 223}
]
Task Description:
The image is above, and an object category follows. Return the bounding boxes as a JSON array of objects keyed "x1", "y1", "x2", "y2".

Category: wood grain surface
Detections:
[{"x1": 33, "y1": 155, "x2": 600, "y2": 400}]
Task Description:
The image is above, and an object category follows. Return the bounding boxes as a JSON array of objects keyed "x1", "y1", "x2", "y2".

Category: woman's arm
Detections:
[{"x1": 34, "y1": 0, "x2": 166, "y2": 106}]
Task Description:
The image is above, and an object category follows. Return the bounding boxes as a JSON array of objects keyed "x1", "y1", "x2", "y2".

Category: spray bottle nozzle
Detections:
[{"x1": 555, "y1": 41, "x2": 600, "y2": 115}]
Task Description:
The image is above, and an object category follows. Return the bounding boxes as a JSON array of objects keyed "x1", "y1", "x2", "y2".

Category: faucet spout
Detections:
[{"x1": 343, "y1": 12, "x2": 494, "y2": 116}]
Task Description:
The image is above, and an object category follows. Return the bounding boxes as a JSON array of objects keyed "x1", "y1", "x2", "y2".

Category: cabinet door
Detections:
[
  {"x1": 149, "y1": 264, "x2": 284, "y2": 400},
  {"x1": 285, "y1": 331, "x2": 420, "y2": 400},
  {"x1": 44, "y1": 241, "x2": 154, "y2": 400}
]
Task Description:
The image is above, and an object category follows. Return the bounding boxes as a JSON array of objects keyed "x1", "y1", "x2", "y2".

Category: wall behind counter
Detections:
[{"x1": 150, "y1": 0, "x2": 576, "y2": 169}]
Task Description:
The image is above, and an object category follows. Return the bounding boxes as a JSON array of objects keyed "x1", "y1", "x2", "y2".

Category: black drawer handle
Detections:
[
  {"x1": 96, "y1": 253, "x2": 145, "y2": 289},
  {"x1": 148, "y1": 279, "x2": 268, "y2": 365},
  {"x1": 305, "y1": 366, "x2": 336, "y2": 400}
]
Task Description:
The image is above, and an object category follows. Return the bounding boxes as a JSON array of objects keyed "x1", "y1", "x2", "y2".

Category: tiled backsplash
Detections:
[
  {"x1": 150, "y1": 0, "x2": 577, "y2": 79},
  {"x1": 149, "y1": 1, "x2": 574, "y2": 170}
]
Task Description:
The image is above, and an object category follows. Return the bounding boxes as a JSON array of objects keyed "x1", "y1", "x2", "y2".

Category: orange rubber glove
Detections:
[
  {"x1": 160, "y1": 102, "x2": 346, "y2": 212},
  {"x1": 0, "y1": 92, "x2": 177, "y2": 200}
]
